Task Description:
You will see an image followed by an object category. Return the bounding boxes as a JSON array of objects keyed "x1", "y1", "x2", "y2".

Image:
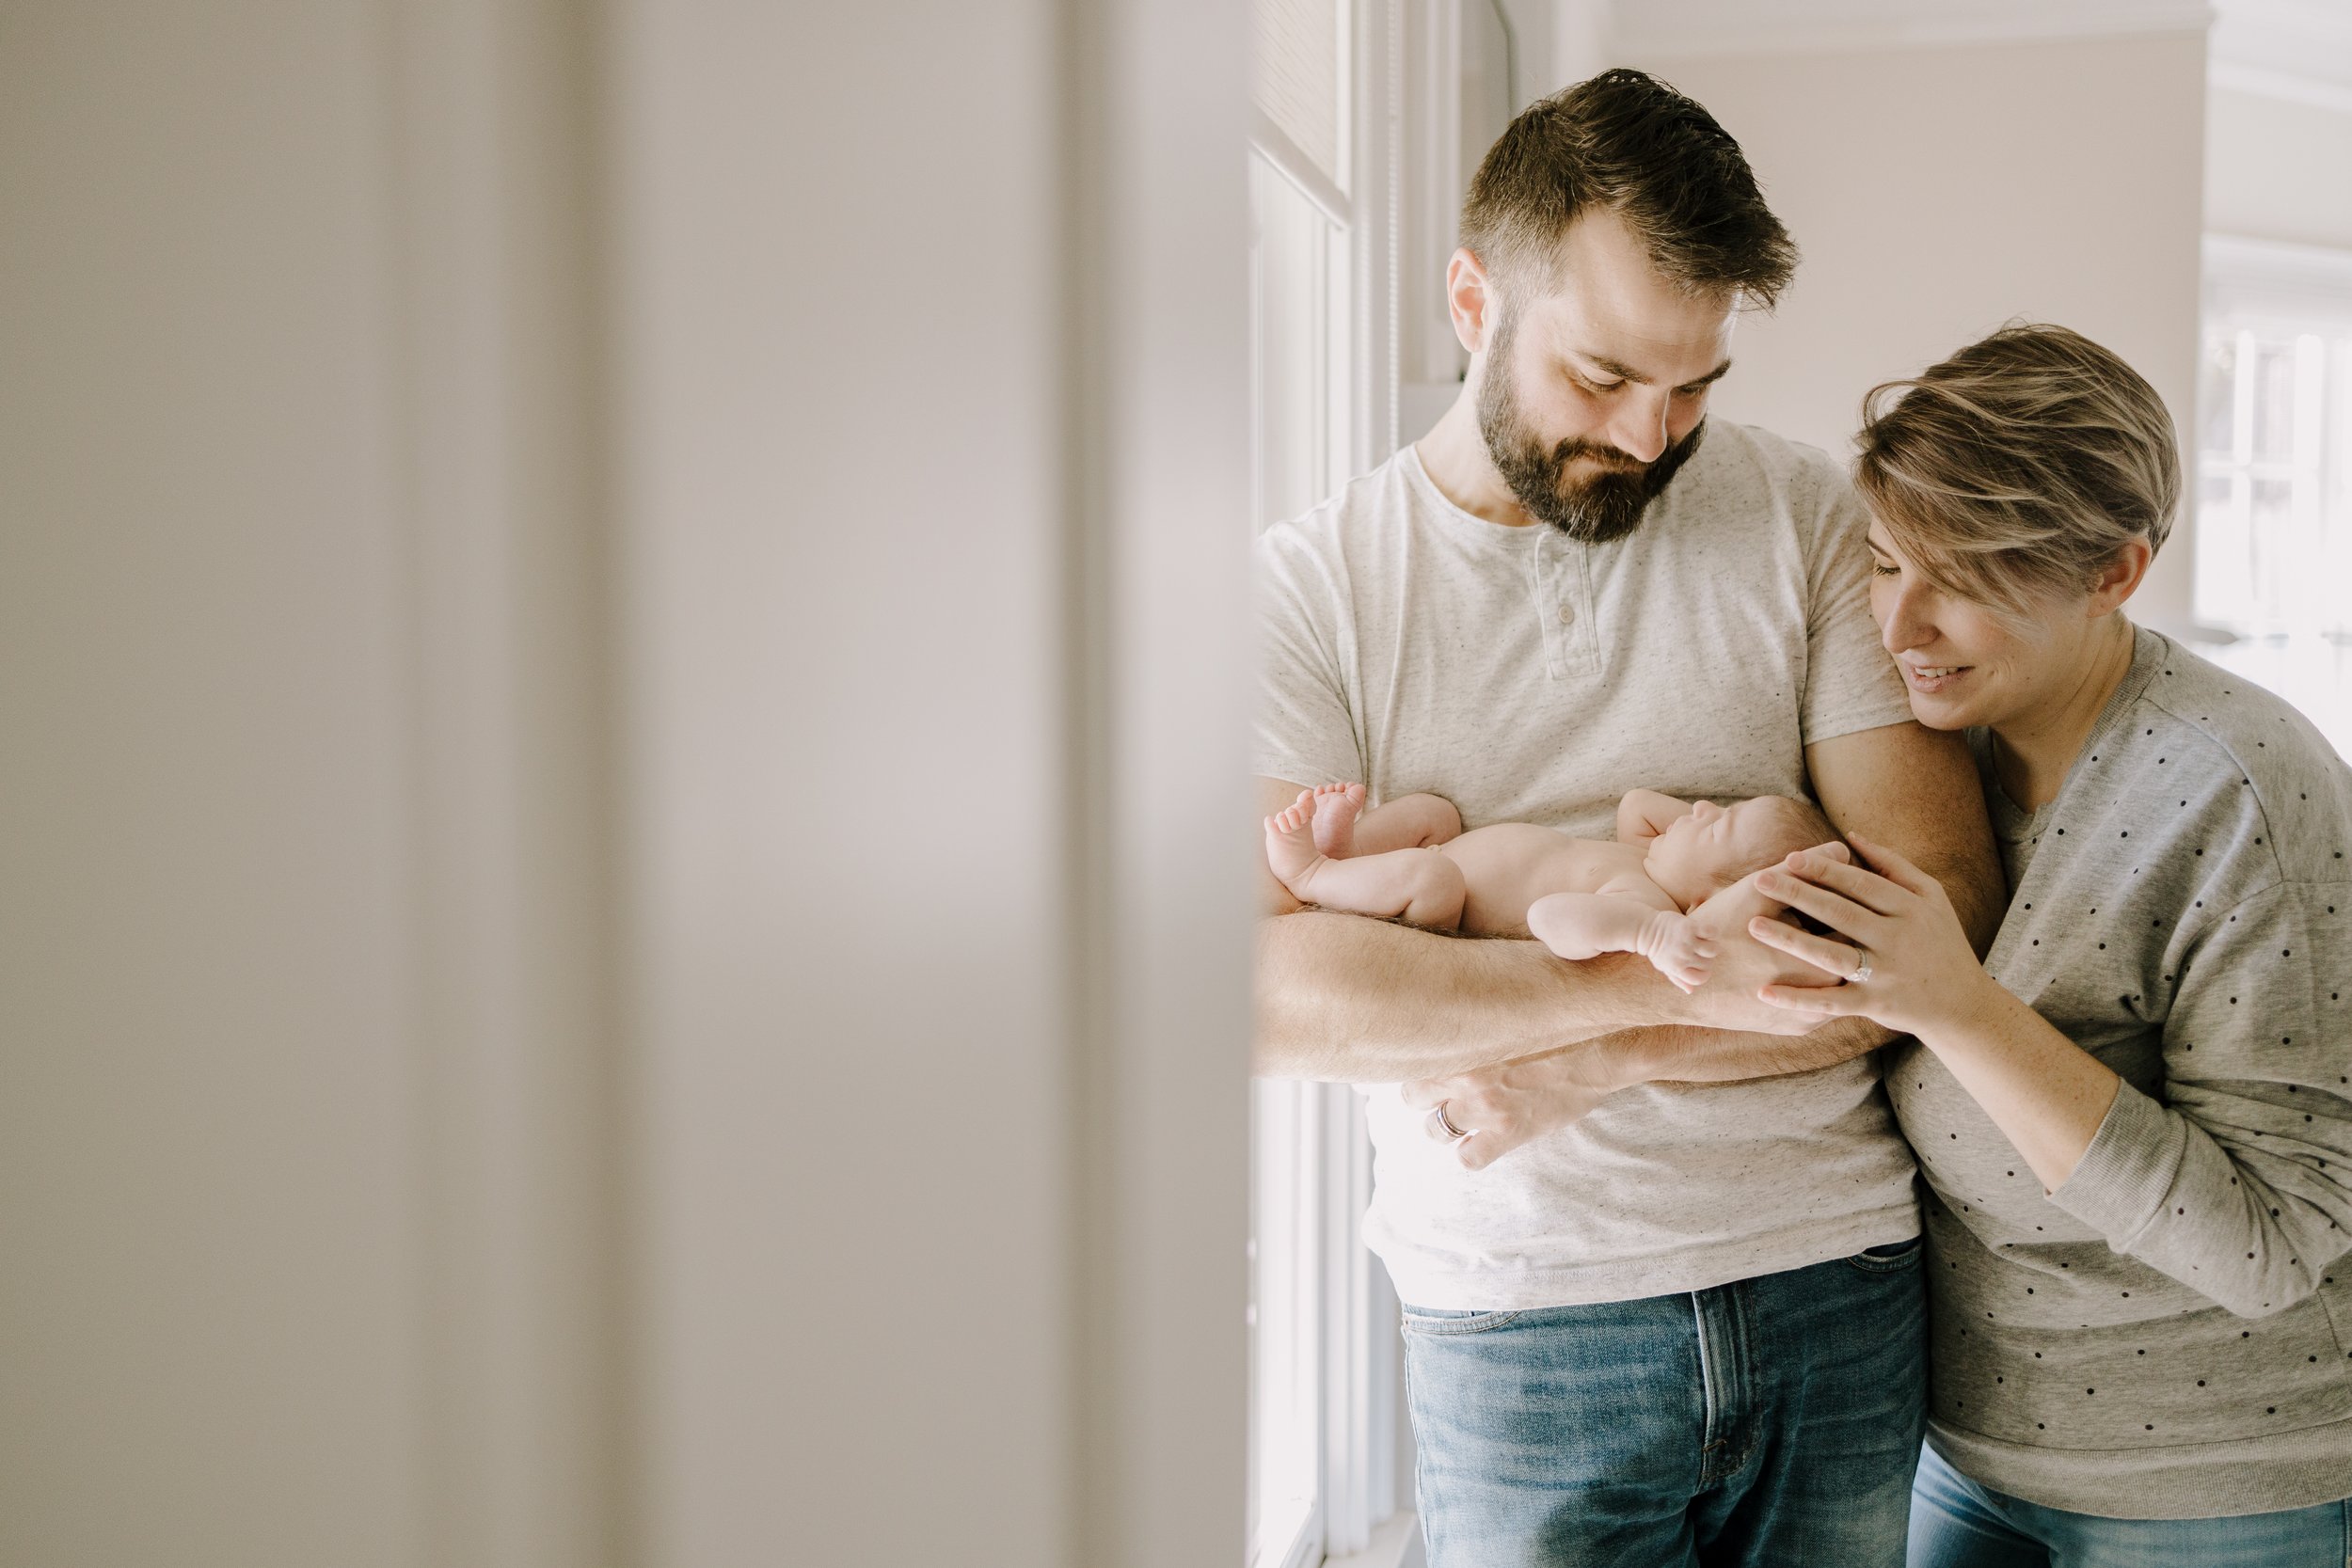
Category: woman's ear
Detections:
[{"x1": 2087, "y1": 536, "x2": 2153, "y2": 617}]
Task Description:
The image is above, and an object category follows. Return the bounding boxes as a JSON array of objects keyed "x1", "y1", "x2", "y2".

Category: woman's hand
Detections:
[
  {"x1": 1399, "y1": 1044, "x2": 1621, "y2": 1170},
  {"x1": 1745, "y1": 833, "x2": 2000, "y2": 1040}
]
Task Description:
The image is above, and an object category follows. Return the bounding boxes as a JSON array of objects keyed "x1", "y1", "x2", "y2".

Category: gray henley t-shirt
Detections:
[
  {"x1": 1889, "y1": 625, "x2": 2352, "y2": 1518},
  {"x1": 1256, "y1": 423, "x2": 1921, "y2": 1309}
]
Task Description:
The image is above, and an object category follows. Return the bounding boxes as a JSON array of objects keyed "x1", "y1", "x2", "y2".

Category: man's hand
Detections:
[
  {"x1": 1400, "y1": 1043, "x2": 1621, "y2": 1170},
  {"x1": 1673, "y1": 865, "x2": 1844, "y2": 1037}
]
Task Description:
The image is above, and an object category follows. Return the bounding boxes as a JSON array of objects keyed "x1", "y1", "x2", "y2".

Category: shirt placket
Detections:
[
  {"x1": 1530, "y1": 532, "x2": 1565, "y2": 680},
  {"x1": 1534, "y1": 532, "x2": 1599, "y2": 680}
]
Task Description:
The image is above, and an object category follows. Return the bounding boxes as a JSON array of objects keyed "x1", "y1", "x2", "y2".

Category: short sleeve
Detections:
[
  {"x1": 1798, "y1": 467, "x2": 1914, "y2": 747},
  {"x1": 1254, "y1": 525, "x2": 1363, "y2": 789},
  {"x1": 2051, "y1": 879, "x2": 2352, "y2": 1317}
]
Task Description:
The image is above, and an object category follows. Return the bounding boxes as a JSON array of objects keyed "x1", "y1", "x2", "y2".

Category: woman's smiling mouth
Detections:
[{"x1": 1902, "y1": 661, "x2": 1971, "y2": 693}]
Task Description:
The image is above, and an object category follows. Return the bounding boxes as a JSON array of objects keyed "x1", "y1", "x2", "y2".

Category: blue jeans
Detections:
[
  {"x1": 1403, "y1": 1240, "x2": 1928, "y2": 1567},
  {"x1": 1909, "y1": 1441, "x2": 2352, "y2": 1567}
]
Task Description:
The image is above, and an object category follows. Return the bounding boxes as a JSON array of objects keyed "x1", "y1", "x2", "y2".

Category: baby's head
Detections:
[{"x1": 1644, "y1": 794, "x2": 1839, "y2": 910}]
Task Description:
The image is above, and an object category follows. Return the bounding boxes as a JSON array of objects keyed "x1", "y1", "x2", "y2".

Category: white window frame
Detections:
[
  {"x1": 1246, "y1": 4, "x2": 1416, "y2": 1567},
  {"x1": 1248, "y1": 6, "x2": 1524, "y2": 1563},
  {"x1": 1249, "y1": 3, "x2": 1532, "y2": 1560},
  {"x1": 2190, "y1": 233, "x2": 2352, "y2": 760},
  {"x1": 2194, "y1": 234, "x2": 2352, "y2": 640}
]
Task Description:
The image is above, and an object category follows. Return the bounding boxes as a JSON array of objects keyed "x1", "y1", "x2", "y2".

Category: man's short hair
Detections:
[{"x1": 1461, "y1": 68, "x2": 1797, "y2": 308}]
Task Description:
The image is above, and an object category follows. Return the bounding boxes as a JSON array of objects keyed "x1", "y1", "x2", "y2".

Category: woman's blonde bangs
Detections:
[{"x1": 1852, "y1": 325, "x2": 2181, "y2": 622}]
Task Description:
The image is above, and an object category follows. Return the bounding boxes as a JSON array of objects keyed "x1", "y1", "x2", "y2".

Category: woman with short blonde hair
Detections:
[{"x1": 1753, "y1": 324, "x2": 2352, "y2": 1562}]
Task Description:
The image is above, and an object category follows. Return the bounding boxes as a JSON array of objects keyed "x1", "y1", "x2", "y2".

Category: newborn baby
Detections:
[{"x1": 1264, "y1": 784, "x2": 1841, "y2": 991}]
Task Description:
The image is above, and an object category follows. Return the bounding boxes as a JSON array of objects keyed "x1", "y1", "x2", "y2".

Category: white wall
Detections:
[
  {"x1": 608, "y1": 0, "x2": 1071, "y2": 1550},
  {"x1": 2207, "y1": 86, "x2": 2352, "y2": 248},
  {"x1": 1618, "y1": 33, "x2": 2210, "y2": 630}
]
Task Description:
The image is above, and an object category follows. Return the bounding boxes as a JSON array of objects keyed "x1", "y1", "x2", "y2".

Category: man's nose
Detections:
[{"x1": 1607, "y1": 392, "x2": 1672, "y2": 464}]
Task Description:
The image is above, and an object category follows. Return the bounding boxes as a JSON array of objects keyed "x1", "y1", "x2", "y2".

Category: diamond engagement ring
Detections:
[
  {"x1": 1849, "y1": 956, "x2": 1873, "y2": 985},
  {"x1": 1427, "y1": 1102, "x2": 1471, "y2": 1144}
]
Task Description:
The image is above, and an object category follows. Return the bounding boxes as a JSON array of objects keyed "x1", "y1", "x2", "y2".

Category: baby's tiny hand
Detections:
[{"x1": 1637, "y1": 911, "x2": 1717, "y2": 994}]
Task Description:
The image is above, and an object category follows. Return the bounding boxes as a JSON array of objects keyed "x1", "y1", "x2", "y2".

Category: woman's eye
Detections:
[{"x1": 1870, "y1": 562, "x2": 1899, "y2": 578}]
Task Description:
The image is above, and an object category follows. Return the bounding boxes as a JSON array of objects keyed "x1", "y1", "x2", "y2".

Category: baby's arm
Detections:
[
  {"x1": 1614, "y1": 788, "x2": 1693, "y2": 845},
  {"x1": 1527, "y1": 878, "x2": 1715, "y2": 993}
]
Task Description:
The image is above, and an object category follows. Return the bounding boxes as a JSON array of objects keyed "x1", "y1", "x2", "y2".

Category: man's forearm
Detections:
[
  {"x1": 1587, "y1": 1015, "x2": 1893, "y2": 1089},
  {"x1": 1567, "y1": 829, "x2": 1990, "y2": 1090},
  {"x1": 1253, "y1": 910, "x2": 1680, "y2": 1082}
]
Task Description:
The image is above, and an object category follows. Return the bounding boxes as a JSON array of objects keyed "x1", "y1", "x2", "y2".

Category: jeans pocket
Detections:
[
  {"x1": 1400, "y1": 1307, "x2": 1522, "y2": 1336},
  {"x1": 1844, "y1": 1236, "x2": 1924, "y2": 1274}
]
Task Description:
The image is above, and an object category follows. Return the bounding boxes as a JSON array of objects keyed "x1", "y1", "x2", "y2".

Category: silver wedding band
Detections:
[{"x1": 1428, "y1": 1101, "x2": 1470, "y2": 1144}]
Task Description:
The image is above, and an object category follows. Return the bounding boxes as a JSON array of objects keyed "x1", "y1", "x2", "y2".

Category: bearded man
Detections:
[{"x1": 1252, "y1": 71, "x2": 2004, "y2": 1567}]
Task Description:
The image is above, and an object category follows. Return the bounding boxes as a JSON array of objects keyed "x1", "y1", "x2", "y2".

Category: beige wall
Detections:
[
  {"x1": 1628, "y1": 33, "x2": 2209, "y2": 630},
  {"x1": 2207, "y1": 86, "x2": 2352, "y2": 248},
  {"x1": 0, "y1": 5, "x2": 426, "y2": 1562},
  {"x1": 1, "y1": 0, "x2": 628, "y2": 1562},
  {"x1": 609, "y1": 0, "x2": 1252, "y2": 1557},
  {"x1": 0, "y1": 2, "x2": 1252, "y2": 1565}
]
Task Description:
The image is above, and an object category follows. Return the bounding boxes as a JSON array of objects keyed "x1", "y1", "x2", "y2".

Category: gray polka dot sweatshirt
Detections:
[{"x1": 1885, "y1": 626, "x2": 2352, "y2": 1518}]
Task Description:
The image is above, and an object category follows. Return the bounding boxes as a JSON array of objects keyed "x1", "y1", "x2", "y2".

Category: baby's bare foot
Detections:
[
  {"x1": 1310, "y1": 782, "x2": 1367, "y2": 859},
  {"x1": 1264, "y1": 789, "x2": 1328, "y2": 893}
]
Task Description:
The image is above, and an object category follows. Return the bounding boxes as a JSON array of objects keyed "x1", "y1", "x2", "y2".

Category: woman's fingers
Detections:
[
  {"x1": 1780, "y1": 850, "x2": 1909, "y2": 916},
  {"x1": 1755, "y1": 866, "x2": 1883, "y2": 940},
  {"x1": 1747, "y1": 915, "x2": 1865, "y2": 979},
  {"x1": 1848, "y1": 833, "x2": 1938, "y2": 896}
]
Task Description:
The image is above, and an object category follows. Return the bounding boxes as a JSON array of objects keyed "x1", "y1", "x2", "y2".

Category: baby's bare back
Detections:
[{"x1": 1438, "y1": 824, "x2": 1643, "y2": 937}]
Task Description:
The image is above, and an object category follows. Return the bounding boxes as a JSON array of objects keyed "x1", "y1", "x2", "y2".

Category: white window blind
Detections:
[{"x1": 1253, "y1": 0, "x2": 1343, "y2": 192}]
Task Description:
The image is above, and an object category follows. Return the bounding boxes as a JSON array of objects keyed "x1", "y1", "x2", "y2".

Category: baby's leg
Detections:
[
  {"x1": 1526, "y1": 893, "x2": 1716, "y2": 992},
  {"x1": 1317, "y1": 787, "x2": 1461, "y2": 858},
  {"x1": 1305, "y1": 784, "x2": 1462, "y2": 859},
  {"x1": 1265, "y1": 792, "x2": 1468, "y2": 927}
]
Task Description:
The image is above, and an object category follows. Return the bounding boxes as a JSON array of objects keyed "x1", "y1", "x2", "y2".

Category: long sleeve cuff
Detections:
[{"x1": 2049, "y1": 1080, "x2": 2183, "y2": 1246}]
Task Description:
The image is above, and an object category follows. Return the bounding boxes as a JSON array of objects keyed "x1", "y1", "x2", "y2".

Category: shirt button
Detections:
[{"x1": 1558, "y1": 603, "x2": 1575, "y2": 626}]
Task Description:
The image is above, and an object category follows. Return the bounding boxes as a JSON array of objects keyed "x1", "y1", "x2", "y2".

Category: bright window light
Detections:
[{"x1": 2193, "y1": 237, "x2": 2352, "y2": 761}]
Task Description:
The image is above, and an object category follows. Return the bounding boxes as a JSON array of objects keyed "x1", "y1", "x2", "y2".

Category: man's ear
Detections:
[
  {"x1": 2087, "y1": 537, "x2": 2153, "y2": 617},
  {"x1": 1445, "y1": 246, "x2": 1497, "y2": 356}
]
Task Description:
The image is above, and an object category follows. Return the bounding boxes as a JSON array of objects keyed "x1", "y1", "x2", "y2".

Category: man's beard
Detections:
[{"x1": 1476, "y1": 317, "x2": 1708, "y2": 544}]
